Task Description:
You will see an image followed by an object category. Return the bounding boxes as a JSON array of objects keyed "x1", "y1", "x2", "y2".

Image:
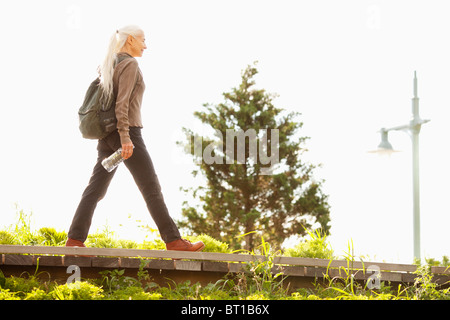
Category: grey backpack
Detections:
[{"x1": 78, "y1": 55, "x2": 131, "y2": 140}]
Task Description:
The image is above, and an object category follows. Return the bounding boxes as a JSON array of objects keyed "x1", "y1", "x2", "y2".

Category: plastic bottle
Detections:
[{"x1": 102, "y1": 148, "x2": 124, "y2": 172}]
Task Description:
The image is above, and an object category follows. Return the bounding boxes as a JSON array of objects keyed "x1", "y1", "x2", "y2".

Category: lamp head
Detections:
[{"x1": 368, "y1": 128, "x2": 399, "y2": 155}]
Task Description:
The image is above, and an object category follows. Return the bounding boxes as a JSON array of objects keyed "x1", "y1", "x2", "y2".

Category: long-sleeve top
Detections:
[{"x1": 113, "y1": 52, "x2": 145, "y2": 145}]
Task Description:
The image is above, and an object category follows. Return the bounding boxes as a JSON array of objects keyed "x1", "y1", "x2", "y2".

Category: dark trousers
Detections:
[{"x1": 68, "y1": 128, "x2": 181, "y2": 243}]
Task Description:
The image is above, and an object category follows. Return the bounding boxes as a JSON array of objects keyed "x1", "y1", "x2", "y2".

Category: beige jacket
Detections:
[{"x1": 113, "y1": 52, "x2": 145, "y2": 145}]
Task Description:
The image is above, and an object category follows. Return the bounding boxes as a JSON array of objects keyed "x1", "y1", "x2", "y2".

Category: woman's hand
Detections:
[{"x1": 121, "y1": 142, "x2": 134, "y2": 160}]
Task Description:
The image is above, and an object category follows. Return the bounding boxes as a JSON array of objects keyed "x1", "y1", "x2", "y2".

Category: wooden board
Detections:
[{"x1": 0, "y1": 244, "x2": 417, "y2": 273}]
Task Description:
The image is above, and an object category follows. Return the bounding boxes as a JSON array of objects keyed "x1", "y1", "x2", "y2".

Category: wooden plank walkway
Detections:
[
  {"x1": 0, "y1": 244, "x2": 419, "y2": 271},
  {"x1": 1, "y1": 245, "x2": 448, "y2": 290}
]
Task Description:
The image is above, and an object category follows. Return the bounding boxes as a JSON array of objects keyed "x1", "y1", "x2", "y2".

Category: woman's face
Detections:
[{"x1": 127, "y1": 32, "x2": 147, "y2": 57}]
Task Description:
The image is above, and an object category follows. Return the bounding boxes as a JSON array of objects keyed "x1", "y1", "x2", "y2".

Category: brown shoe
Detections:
[
  {"x1": 65, "y1": 238, "x2": 86, "y2": 247},
  {"x1": 65, "y1": 238, "x2": 93, "y2": 257},
  {"x1": 166, "y1": 238, "x2": 205, "y2": 252}
]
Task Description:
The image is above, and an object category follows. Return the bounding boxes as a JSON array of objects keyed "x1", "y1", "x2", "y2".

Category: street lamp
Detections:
[{"x1": 371, "y1": 71, "x2": 430, "y2": 262}]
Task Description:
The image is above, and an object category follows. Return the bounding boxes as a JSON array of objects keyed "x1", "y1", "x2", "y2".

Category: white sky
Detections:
[{"x1": 1, "y1": 0, "x2": 449, "y2": 264}]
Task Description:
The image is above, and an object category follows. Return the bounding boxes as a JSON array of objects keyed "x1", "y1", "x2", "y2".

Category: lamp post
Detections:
[{"x1": 371, "y1": 71, "x2": 430, "y2": 262}]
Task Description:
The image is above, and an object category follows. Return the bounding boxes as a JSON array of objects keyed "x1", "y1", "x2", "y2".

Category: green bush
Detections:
[
  {"x1": 24, "y1": 288, "x2": 52, "y2": 300},
  {"x1": 284, "y1": 229, "x2": 334, "y2": 259},
  {"x1": 105, "y1": 286, "x2": 162, "y2": 300},
  {"x1": 407, "y1": 265, "x2": 450, "y2": 300},
  {"x1": 3, "y1": 275, "x2": 44, "y2": 299},
  {"x1": 37, "y1": 227, "x2": 67, "y2": 246},
  {"x1": 0, "y1": 288, "x2": 20, "y2": 300},
  {"x1": 0, "y1": 230, "x2": 15, "y2": 245},
  {"x1": 187, "y1": 234, "x2": 231, "y2": 253},
  {"x1": 50, "y1": 282, "x2": 104, "y2": 300},
  {"x1": 138, "y1": 239, "x2": 166, "y2": 250}
]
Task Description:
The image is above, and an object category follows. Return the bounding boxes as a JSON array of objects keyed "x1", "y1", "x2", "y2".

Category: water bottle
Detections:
[{"x1": 102, "y1": 148, "x2": 124, "y2": 172}]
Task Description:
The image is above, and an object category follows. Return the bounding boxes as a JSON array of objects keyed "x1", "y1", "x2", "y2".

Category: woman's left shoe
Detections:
[
  {"x1": 65, "y1": 238, "x2": 94, "y2": 257},
  {"x1": 65, "y1": 238, "x2": 86, "y2": 247}
]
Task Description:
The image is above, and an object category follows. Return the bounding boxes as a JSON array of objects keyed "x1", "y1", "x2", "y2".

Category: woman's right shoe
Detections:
[{"x1": 166, "y1": 238, "x2": 205, "y2": 252}]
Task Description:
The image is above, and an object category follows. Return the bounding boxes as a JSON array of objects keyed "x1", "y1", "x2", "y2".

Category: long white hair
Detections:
[{"x1": 99, "y1": 25, "x2": 143, "y2": 99}]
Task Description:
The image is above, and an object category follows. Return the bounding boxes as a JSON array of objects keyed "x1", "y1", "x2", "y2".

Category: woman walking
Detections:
[{"x1": 66, "y1": 25, "x2": 204, "y2": 252}]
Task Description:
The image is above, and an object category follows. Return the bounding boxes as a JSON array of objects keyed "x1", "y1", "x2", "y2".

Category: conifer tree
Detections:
[{"x1": 178, "y1": 63, "x2": 330, "y2": 251}]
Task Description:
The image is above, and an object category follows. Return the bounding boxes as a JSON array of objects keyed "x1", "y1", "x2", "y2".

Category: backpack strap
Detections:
[{"x1": 114, "y1": 53, "x2": 132, "y2": 68}]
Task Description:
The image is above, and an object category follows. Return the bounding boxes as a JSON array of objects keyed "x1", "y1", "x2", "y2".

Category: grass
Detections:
[{"x1": 0, "y1": 207, "x2": 449, "y2": 300}]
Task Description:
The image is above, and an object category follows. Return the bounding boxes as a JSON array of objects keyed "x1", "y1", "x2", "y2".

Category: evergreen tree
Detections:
[{"x1": 178, "y1": 63, "x2": 330, "y2": 251}]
